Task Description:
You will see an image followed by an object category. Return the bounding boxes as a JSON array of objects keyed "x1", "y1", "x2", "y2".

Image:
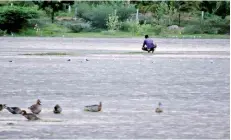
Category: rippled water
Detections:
[{"x1": 0, "y1": 37, "x2": 229, "y2": 139}]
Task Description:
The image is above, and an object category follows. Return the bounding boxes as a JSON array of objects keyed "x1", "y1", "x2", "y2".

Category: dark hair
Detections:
[{"x1": 145, "y1": 35, "x2": 149, "y2": 38}]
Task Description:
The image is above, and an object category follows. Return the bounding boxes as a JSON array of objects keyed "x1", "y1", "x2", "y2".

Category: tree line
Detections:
[{"x1": 0, "y1": 1, "x2": 230, "y2": 35}]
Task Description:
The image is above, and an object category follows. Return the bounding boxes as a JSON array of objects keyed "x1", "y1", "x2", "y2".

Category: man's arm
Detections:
[{"x1": 142, "y1": 40, "x2": 146, "y2": 48}]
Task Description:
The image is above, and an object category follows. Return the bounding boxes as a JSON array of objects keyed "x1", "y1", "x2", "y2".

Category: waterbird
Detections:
[
  {"x1": 6, "y1": 122, "x2": 14, "y2": 125},
  {"x1": 86, "y1": 59, "x2": 89, "y2": 61},
  {"x1": 5, "y1": 106, "x2": 22, "y2": 114},
  {"x1": 28, "y1": 99, "x2": 42, "y2": 114},
  {"x1": 0, "y1": 104, "x2": 6, "y2": 111},
  {"x1": 155, "y1": 102, "x2": 163, "y2": 113},
  {"x1": 21, "y1": 110, "x2": 40, "y2": 121},
  {"x1": 53, "y1": 104, "x2": 62, "y2": 114},
  {"x1": 84, "y1": 102, "x2": 102, "y2": 112},
  {"x1": 67, "y1": 59, "x2": 71, "y2": 61},
  {"x1": 9, "y1": 60, "x2": 12, "y2": 62}
]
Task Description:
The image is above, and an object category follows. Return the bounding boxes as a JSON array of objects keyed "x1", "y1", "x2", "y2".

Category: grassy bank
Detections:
[
  {"x1": 2, "y1": 24, "x2": 229, "y2": 39},
  {"x1": 12, "y1": 31, "x2": 230, "y2": 39}
]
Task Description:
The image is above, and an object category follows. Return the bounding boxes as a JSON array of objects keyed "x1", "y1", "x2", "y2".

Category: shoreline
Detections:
[
  {"x1": 1, "y1": 32, "x2": 229, "y2": 39},
  {"x1": 0, "y1": 36, "x2": 230, "y2": 39}
]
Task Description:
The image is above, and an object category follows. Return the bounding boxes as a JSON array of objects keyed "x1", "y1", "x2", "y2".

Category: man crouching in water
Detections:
[{"x1": 142, "y1": 35, "x2": 157, "y2": 53}]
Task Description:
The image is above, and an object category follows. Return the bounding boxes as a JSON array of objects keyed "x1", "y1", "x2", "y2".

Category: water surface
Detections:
[{"x1": 0, "y1": 37, "x2": 229, "y2": 139}]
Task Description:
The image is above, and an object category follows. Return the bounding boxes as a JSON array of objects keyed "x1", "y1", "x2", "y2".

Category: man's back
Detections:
[{"x1": 144, "y1": 38, "x2": 154, "y2": 49}]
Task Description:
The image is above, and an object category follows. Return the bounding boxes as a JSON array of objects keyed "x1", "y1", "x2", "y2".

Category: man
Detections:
[{"x1": 142, "y1": 35, "x2": 157, "y2": 53}]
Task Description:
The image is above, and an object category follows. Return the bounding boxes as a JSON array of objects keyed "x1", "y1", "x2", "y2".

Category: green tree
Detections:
[
  {"x1": 131, "y1": 1, "x2": 160, "y2": 13},
  {"x1": 74, "y1": 2, "x2": 135, "y2": 29},
  {"x1": 0, "y1": 6, "x2": 39, "y2": 33},
  {"x1": 33, "y1": 0, "x2": 74, "y2": 23},
  {"x1": 201, "y1": 1, "x2": 230, "y2": 19},
  {"x1": 155, "y1": 2, "x2": 168, "y2": 24},
  {"x1": 172, "y1": 1, "x2": 201, "y2": 26}
]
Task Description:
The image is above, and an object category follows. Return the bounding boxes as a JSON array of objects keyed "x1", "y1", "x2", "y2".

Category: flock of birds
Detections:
[
  {"x1": 0, "y1": 99, "x2": 103, "y2": 121},
  {"x1": 0, "y1": 100, "x2": 163, "y2": 121},
  {"x1": 4, "y1": 56, "x2": 164, "y2": 121}
]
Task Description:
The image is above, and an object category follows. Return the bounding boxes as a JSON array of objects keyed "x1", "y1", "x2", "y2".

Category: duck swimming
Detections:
[
  {"x1": 0, "y1": 104, "x2": 6, "y2": 111},
  {"x1": 21, "y1": 110, "x2": 40, "y2": 121},
  {"x1": 28, "y1": 99, "x2": 42, "y2": 114},
  {"x1": 53, "y1": 104, "x2": 62, "y2": 114},
  {"x1": 84, "y1": 102, "x2": 102, "y2": 112},
  {"x1": 5, "y1": 106, "x2": 22, "y2": 114},
  {"x1": 155, "y1": 102, "x2": 163, "y2": 113}
]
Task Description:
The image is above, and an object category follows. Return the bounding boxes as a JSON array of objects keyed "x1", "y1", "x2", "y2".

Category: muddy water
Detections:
[{"x1": 0, "y1": 37, "x2": 229, "y2": 139}]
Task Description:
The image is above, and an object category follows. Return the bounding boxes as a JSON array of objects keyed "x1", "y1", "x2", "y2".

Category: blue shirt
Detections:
[{"x1": 143, "y1": 38, "x2": 154, "y2": 49}]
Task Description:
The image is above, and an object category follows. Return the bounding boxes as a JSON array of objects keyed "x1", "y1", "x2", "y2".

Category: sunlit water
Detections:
[{"x1": 0, "y1": 37, "x2": 229, "y2": 139}]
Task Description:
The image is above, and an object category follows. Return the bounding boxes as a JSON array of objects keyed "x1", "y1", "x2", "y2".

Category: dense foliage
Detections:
[
  {"x1": 33, "y1": 1, "x2": 74, "y2": 23},
  {"x1": 0, "y1": 6, "x2": 39, "y2": 33},
  {"x1": 75, "y1": 2, "x2": 136, "y2": 28},
  {"x1": 0, "y1": 0, "x2": 229, "y2": 35}
]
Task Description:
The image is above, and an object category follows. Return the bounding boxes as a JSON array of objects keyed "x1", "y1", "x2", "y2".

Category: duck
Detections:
[
  {"x1": 67, "y1": 59, "x2": 71, "y2": 61},
  {"x1": 28, "y1": 99, "x2": 42, "y2": 114},
  {"x1": 21, "y1": 110, "x2": 40, "y2": 121},
  {"x1": 5, "y1": 106, "x2": 22, "y2": 114},
  {"x1": 155, "y1": 102, "x2": 163, "y2": 113},
  {"x1": 53, "y1": 104, "x2": 62, "y2": 114},
  {"x1": 84, "y1": 102, "x2": 102, "y2": 112},
  {"x1": 0, "y1": 104, "x2": 6, "y2": 111}
]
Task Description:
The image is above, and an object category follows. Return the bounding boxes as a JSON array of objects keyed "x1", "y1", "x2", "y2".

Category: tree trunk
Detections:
[
  {"x1": 51, "y1": 8, "x2": 54, "y2": 23},
  {"x1": 178, "y1": 12, "x2": 180, "y2": 26}
]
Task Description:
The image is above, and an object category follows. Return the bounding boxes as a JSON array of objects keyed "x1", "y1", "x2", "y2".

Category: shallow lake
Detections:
[{"x1": 0, "y1": 37, "x2": 229, "y2": 139}]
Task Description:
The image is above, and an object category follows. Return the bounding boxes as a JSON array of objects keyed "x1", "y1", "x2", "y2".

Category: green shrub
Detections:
[
  {"x1": 75, "y1": 3, "x2": 113, "y2": 28},
  {"x1": 138, "y1": 24, "x2": 154, "y2": 35},
  {"x1": 160, "y1": 27, "x2": 182, "y2": 36},
  {"x1": 106, "y1": 11, "x2": 120, "y2": 31},
  {"x1": 180, "y1": 13, "x2": 230, "y2": 34},
  {"x1": 69, "y1": 24, "x2": 82, "y2": 32},
  {"x1": 204, "y1": 27, "x2": 220, "y2": 34},
  {"x1": 120, "y1": 20, "x2": 149, "y2": 35},
  {"x1": 74, "y1": 3, "x2": 136, "y2": 29},
  {"x1": 0, "y1": 29, "x2": 7, "y2": 36},
  {"x1": 202, "y1": 13, "x2": 230, "y2": 34},
  {"x1": 127, "y1": 21, "x2": 140, "y2": 35},
  {"x1": 182, "y1": 25, "x2": 201, "y2": 34},
  {"x1": 27, "y1": 18, "x2": 50, "y2": 28},
  {"x1": 84, "y1": 5, "x2": 114, "y2": 28},
  {"x1": 75, "y1": 3, "x2": 91, "y2": 18},
  {"x1": 115, "y1": 5, "x2": 136, "y2": 21},
  {"x1": 39, "y1": 24, "x2": 70, "y2": 36},
  {"x1": 79, "y1": 22, "x2": 92, "y2": 32},
  {"x1": 62, "y1": 21, "x2": 92, "y2": 33},
  {"x1": 121, "y1": 20, "x2": 157, "y2": 35},
  {"x1": 0, "y1": 6, "x2": 39, "y2": 33},
  {"x1": 120, "y1": 21, "x2": 131, "y2": 31},
  {"x1": 219, "y1": 16, "x2": 230, "y2": 34},
  {"x1": 57, "y1": 11, "x2": 75, "y2": 17},
  {"x1": 152, "y1": 25, "x2": 165, "y2": 35},
  {"x1": 18, "y1": 28, "x2": 37, "y2": 36}
]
